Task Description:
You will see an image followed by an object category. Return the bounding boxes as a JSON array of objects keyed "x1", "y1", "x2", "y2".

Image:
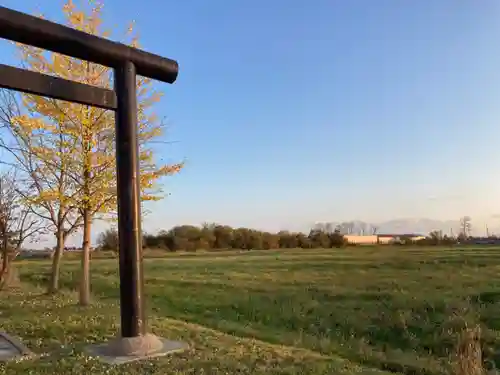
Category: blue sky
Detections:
[{"x1": 2, "y1": 0, "x2": 500, "y2": 241}]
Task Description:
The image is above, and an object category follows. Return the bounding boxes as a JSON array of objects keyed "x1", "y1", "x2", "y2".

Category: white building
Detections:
[{"x1": 344, "y1": 234, "x2": 425, "y2": 245}]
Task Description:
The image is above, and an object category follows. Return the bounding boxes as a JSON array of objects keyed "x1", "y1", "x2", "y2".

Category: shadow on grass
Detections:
[{"x1": 78, "y1": 277, "x2": 489, "y2": 375}]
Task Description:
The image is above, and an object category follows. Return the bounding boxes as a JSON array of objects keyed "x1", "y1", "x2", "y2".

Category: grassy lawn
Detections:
[{"x1": 1, "y1": 247, "x2": 500, "y2": 374}]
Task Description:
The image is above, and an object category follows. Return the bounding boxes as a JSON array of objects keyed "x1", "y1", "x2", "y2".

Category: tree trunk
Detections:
[
  {"x1": 48, "y1": 230, "x2": 64, "y2": 294},
  {"x1": 79, "y1": 208, "x2": 91, "y2": 306},
  {"x1": 1, "y1": 264, "x2": 19, "y2": 290},
  {"x1": 0, "y1": 245, "x2": 7, "y2": 276},
  {"x1": 0, "y1": 242, "x2": 9, "y2": 290}
]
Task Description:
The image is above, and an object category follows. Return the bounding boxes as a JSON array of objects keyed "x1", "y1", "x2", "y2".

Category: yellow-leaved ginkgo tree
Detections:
[{"x1": 10, "y1": 0, "x2": 183, "y2": 304}]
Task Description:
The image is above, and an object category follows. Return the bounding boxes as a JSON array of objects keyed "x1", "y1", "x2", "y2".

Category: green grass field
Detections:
[{"x1": 1, "y1": 247, "x2": 500, "y2": 374}]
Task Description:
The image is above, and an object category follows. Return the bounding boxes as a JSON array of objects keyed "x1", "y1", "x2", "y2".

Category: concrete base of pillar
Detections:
[
  {"x1": 0, "y1": 332, "x2": 35, "y2": 361},
  {"x1": 85, "y1": 333, "x2": 188, "y2": 365}
]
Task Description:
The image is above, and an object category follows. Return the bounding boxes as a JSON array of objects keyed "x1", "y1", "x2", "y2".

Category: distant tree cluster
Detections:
[
  {"x1": 97, "y1": 224, "x2": 347, "y2": 252},
  {"x1": 411, "y1": 231, "x2": 459, "y2": 246}
]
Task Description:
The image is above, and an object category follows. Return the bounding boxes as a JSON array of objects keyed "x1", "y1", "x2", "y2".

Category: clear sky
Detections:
[{"x1": 2, "y1": 0, "x2": 500, "y2": 240}]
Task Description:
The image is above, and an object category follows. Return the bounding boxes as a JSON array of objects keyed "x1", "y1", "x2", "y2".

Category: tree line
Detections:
[
  {"x1": 96, "y1": 225, "x2": 477, "y2": 252},
  {"x1": 97, "y1": 224, "x2": 347, "y2": 251}
]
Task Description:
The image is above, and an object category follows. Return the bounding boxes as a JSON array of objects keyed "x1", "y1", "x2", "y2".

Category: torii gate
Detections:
[{"x1": 0, "y1": 6, "x2": 186, "y2": 363}]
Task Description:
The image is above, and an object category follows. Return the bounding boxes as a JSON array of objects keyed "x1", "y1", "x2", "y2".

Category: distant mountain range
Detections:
[{"x1": 374, "y1": 218, "x2": 462, "y2": 236}]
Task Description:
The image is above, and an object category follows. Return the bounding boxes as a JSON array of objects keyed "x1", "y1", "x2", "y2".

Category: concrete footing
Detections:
[
  {"x1": 85, "y1": 333, "x2": 188, "y2": 365},
  {"x1": 0, "y1": 332, "x2": 34, "y2": 361}
]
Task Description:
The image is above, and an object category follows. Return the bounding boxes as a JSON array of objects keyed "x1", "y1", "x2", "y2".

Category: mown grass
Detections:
[{"x1": 1, "y1": 247, "x2": 500, "y2": 374}]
